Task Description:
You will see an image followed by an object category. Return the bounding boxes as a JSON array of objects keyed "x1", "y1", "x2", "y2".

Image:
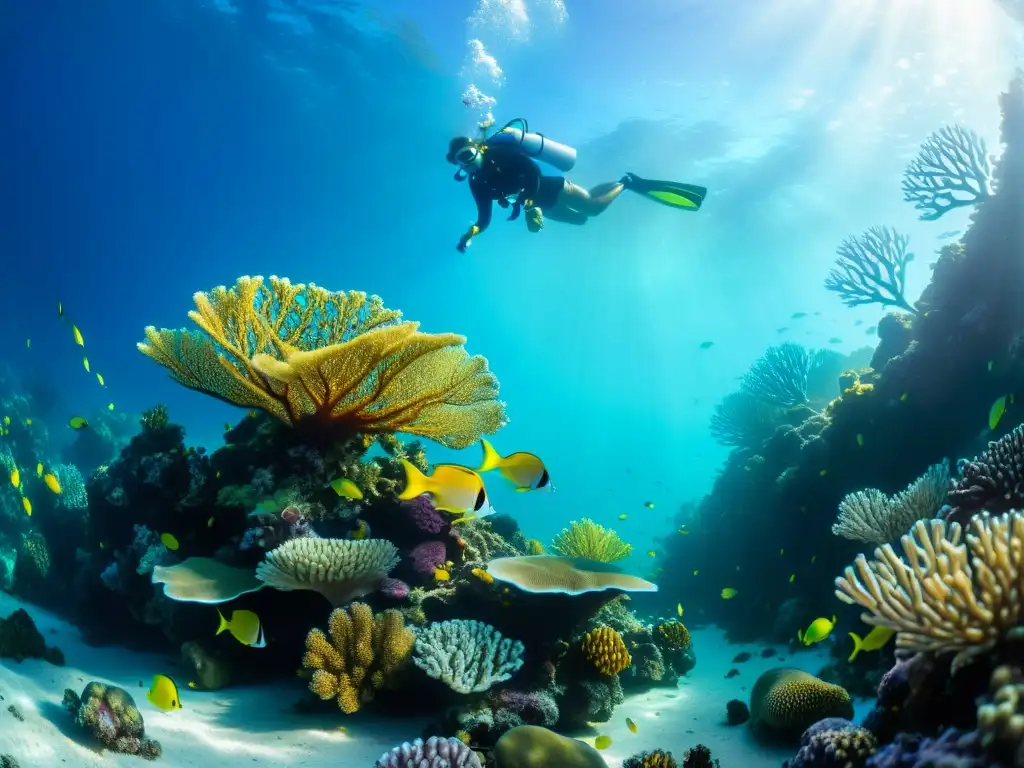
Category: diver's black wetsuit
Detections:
[{"x1": 469, "y1": 144, "x2": 565, "y2": 232}]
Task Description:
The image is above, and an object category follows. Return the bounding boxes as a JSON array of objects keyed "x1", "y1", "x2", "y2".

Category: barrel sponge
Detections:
[
  {"x1": 750, "y1": 668, "x2": 853, "y2": 735},
  {"x1": 302, "y1": 602, "x2": 415, "y2": 714},
  {"x1": 579, "y1": 627, "x2": 632, "y2": 676},
  {"x1": 655, "y1": 620, "x2": 691, "y2": 651},
  {"x1": 493, "y1": 725, "x2": 606, "y2": 768},
  {"x1": 486, "y1": 555, "x2": 657, "y2": 596},
  {"x1": 256, "y1": 537, "x2": 399, "y2": 606}
]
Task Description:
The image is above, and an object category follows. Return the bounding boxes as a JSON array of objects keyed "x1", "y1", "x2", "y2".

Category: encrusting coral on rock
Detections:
[
  {"x1": 750, "y1": 668, "x2": 854, "y2": 739},
  {"x1": 579, "y1": 626, "x2": 631, "y2": 676},
  {"x1": 63, "y1": 682, "x2": 161, "y2": 759}
]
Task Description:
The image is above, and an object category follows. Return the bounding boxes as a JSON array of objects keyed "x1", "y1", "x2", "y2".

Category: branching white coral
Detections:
[{"x1": 413, "y1": 619, "x2": 524, "y2": 693}]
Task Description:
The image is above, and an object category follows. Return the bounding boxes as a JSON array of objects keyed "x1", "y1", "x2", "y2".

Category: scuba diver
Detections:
[{"x1": 447, "y1": 118, "x2": 708, "y2": 253}]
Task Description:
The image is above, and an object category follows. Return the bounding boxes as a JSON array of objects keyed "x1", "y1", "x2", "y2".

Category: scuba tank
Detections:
[{"x1": 485, "y1": 118, "x2": 577, "y2": 173}]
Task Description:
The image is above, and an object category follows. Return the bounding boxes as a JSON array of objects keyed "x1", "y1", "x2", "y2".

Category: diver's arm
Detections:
[{"x1": 457, "y1": 179, "x2": 494, "y2": 252}]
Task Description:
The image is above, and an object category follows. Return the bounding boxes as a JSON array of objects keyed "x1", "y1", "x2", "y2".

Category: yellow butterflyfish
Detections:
[
  {"x1": 22, "y1": 497, "x2": 32, "y2": 516},
  {"x1": 800, "y1": 615, "x2": 836, "y2": 646},
  {"x1": 847, "y1": 625, "x2": 896, "y2": 662},
  {"x1": 43, "y1": 473, "x2": 61, "y2": 494},
  {"x1": 476, "y1": 438, "x2": 551, "y2": 491},
  {"x1": 398, "y1": 459, "x2": 493, "y2": 516},
  {"x1": 216, "y1": 608, "x2": 266, "y2": 648},
  {"x1": 146, "y1": 674, "x2": 182, "y2": 711},
  {"x1": 594, "y1": 735, "x2": 612, "y2": 750},
  {"x1": 9, "y1": 468, "x2": 19, "y2": 488},
  {"x1": 68, "y1": 416, "x2": 88, "y2": 429},
  {"x1": 97, "y1": 372, "x2": 105, "y2": 387},
  {"x1": 625, "y1": 717, "x2": 638, "y2": 734}
]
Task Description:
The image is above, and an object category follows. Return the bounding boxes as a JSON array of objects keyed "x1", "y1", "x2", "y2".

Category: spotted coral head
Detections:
[{"x1": 750, "y1": 668, "x2": 853, "y2": 737}]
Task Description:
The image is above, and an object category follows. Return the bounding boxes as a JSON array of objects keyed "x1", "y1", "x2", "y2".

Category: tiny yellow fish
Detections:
[
  {"x1": 43, "y1": 473, "x2": 61, "y2": 494},
  {"x1": 216, "y1": 608, "x2": 266, "y2": 647},
  {"x1": 676, "y1": 602, "x2": 683, "y2": 617},
  {"x1": 988, "y1": 360, "x2": 995, "y2": 372},
  {"x1": 108, "y1": 403, "x2": 115, "y2": 411},
  {"x1": 23, "y1": 418, "x2": 31, "y2": 426},
  {"x1": 207, "y1": 517, "x2": 215, "y2": 528},
  {"x1": 96, "y1": 373, "x2": 105, "y2": 387},
  {"x1": 36, "y1": 463, "x2": 43, "y2": 478},
  {"x1": 647, "y1": 550, "x2": 657, "y2": 557},
  {"x1": 72, "y1": 325, "x2": 84, "y2": 346},
  {"x1": 594, "y1": 735, "x2": 612, "y2": 750},
  {"x1": 9, "y1": 468, "x2": 19, "y2": 488},
  {"x1": 188, "y1": 681, "x2": 197, "y2": 689},
  {"x1": 678, "y1": 527, "x2": 689, "y2": 535},
  {"x1": 68, "y1": 416, "x2": 88, "y2": 429},
  {"x1": 329, "y1": 478, "x2": 363, "y2": 500},
  {"x1": 625, "y1": 717, "x2": 638, "y2": 734},
  {"x1": 82, "y1": 356, "x2": 90, "y2": 373},
  {"x1": 848, "y1": 625, "x2": 896, "y2": 662},
  {"x1": 900, "y1": 392, "x2": 909, "y2": 402},
  {"x1": 471, "y1": 567, "x2": 494, "y2": 584},
  {"x1": 643, "y1": 501, "x2": 655, "y2": 509},
  {"x1": 2, "y1": 416, "x2": 8, "y2": 425},
  {"x1": 160, "y1": 533, "x2": 180, "y2": 551},
  {"x1": 22, "y1": 497, "x2": 31, "y2": 516},
  {"x1": 146, "y1": 674, "x2": 182, "y2": 711},
  {"x1": 788, "y1": 573, "x2": 795, "y2": 584},
  {"x1": 856, "y1": 433, "x2": 864, "y2": 447},
  {"x1": 990, "y1": 396, "x2": 1008, "y2": 431},
  {"x1": 693, "y1": 569, "x2": 699, "y2": 576},
  {"x1": 434, "y1": 568, "x2": 451, "y2": 582},
  {"x1": 25, "y1": 338, "x2": 30, "y2": 348},
  {"x1": 618, "y1": 514, "x2": 628, "y2": 520},
  {"x1": 818, "y1": 469, "x2": 827, "y2": 477},
  {"x1": 57, "y1": 301, "x2": 63, "y2": 317},
  {"x1": 721, "y1": 587, "x2": 737, "y2": 599},
  {"x1": 799, "y1": 615, "x2": 837, "y2": 646}
]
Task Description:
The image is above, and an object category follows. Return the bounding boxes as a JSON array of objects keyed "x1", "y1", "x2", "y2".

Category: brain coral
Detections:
[
  {"x1": 579, "y1": 627, "x2": 632, "y2": 676},
  {"x1": 493, "y1": 725, "x2": 605, "y2": 768},
  {"x1": 750, "y1": 668, "x2": 853, "y2": 736},
  {"x1": 655, "y1": 620, "x2": 691, "y2": 651}
]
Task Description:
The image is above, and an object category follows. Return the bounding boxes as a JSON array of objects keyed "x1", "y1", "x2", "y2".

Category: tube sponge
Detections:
[
  {"x1": 256, "y1": 537, "x2": 399, "y2": 606},
  {"x1": 413, "y1": 619, "x2": 525, "y2": 694},
  {"x1": 579, "y1": 627, "x2": 631, "y2": 676},
  {"x1": 302, "y1": 602, "x2": 415, "y2": 714}
]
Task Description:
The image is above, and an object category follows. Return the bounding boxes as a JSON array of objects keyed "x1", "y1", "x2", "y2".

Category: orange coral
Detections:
[
  {"x1": 138, "y1": 276, "x2": 506, "y2": 448},
  {"x1": 302, "y1": 602, "x2": 415, "y2": 714},
  {"x1": 580, "y1": 626, "x2": 631, "y2": 676}
]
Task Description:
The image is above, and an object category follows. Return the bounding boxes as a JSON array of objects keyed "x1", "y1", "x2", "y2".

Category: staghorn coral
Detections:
[
  {"x1": 655, "y1": 620, "x2": 691, "y2": 651},
  {"x1": 741, "y1": 342, "x2": 811, "y2": 408},
  {"x1": 579, "y1": 626, "x2": 631, "y2": 676},
  {"x1": 137, "y1": 275, "x2": 505, "y2": 448},
  {"x1": 709, "y1": 390, "x2": 783, "y2": 448},
  {"x1": 255, "y1": 537, "x2": 399, "y2": 606},
  {"x1": 825, "y1": 226, "x2": 916, "y2": 313},
  {"x1": 63, "y1": 682, "x2": 161, "y2": 759},
  {"x1": 832, "y1": 460, "x2": 951, "y2": 544},
  {"x1": 835, "y1": 512, "x2": 1024, "y2": 672},
  {"x1": 302, "y1": 602, "x2": 415, "y2": 714},
  {"x1": 623, "y1": 749, "x2": 678, "y2": 768},
  {"x1": 901, "y1": 125, "x2": 993, "y2": 221},
  {"x1": 375, "y1": 736, "x2": 482, "y2": 768},
  {"x1": 550, "y1": 519, "x2": 632, "y2": 562},
  {"x1": 413, "y1": 619, "x2": 525, "y2": 694},
  {"x1": 947, "y1": 425, "x2": 1024, "y2": 524},
  {"x1": 784, "y1": 718, "x2": 877, "y2": 768},
  {"x1": 487, "y1": 555, "x2": 657, "y2": 595},
  {"x1": 750, "y1": 668, "x2": 854, "y2": 737}
]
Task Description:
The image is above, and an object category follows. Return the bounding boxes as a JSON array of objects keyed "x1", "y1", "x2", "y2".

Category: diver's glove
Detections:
[
  {"x1": 526, "y1": 206, "x2": 544, "y2": 233},
  {"x1": 456, "y1": 225, "x2": 481, "y2": 253}
]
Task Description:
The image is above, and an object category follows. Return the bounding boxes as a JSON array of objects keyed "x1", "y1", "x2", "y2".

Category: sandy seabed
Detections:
[{"x1": 0, "y1": 592, "x2": 871, "y2": 767}]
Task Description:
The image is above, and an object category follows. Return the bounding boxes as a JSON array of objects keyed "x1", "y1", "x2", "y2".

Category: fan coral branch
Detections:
[
  {"x1": 550, "y1": 519, "x2": 632, "y2": 563},
  {"x1": 138, "y1": 275, "x2": 506, "y2": 448},
  {"x1": 835, "y1": 512, "x2": 1024, "y2": 672},
  {"x1": 709, "y1": 391, "x2": 781, "y2": 448},
  {"x1": 302, "y1": 602, "x2": 415, "y2": 714},
  {"x1": 825, "y1": 226, "x2": 916, "y2": 312},
  {"x1": 902, "y1": 125, "x2": 993, "y2": 221},
  {"x1": 413, "y1": 619, "x2": 524, "y2": 694},
  {"x1": 741, "y1": 343, "x2": 810, "y2": 407}
]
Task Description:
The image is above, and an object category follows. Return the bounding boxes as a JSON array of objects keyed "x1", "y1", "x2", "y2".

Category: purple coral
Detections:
[
  {"x1": 784, "y1": 718, "x2": 877, "y2": 768},
  {"x1": 375, "y1": 736, "x2": 481, "y2": 768},
  {"x1": 404, "y1": 495, "x2": 446, "y2": 534},
  {"x1": 865, "y1": 729, "x2": 986, "y2": 768},
  {"x1": 490, "y1": 688, "x2": 559, "y2": 728},
  {"x1": 379, "y1": 577, "x2": 409, "y2": 599},
  {"x1": 946, "y1": 425, "x2": 1024, "y2": 525},
  {"x1": 409, "y1": 541, "x2": 447, "y2": 576}
]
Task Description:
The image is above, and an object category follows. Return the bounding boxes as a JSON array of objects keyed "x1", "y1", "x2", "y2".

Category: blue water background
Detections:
[{"x1": 1, "y1": 0, "x2": 1021, "y2": 572}]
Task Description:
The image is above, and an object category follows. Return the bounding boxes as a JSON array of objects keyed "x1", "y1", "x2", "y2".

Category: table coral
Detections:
[
  {"x1": 579, "y1": 626, "x2": 631, "y2": 676},
  {"x1": 137, "y1": 275, "x2": 505, "y2": 448},
  {"x1": 302, "y1": 602, "x2": 415, "y2": 714},
  {"x1": 550, "y1": 519, "x2": 632, "y2": 562},
  {"x1": 487, "y1": 555, "x2": 657, "y2": 595},
  {"x1": 63, "y1": 682, "x2": 161, "y2": 759}
]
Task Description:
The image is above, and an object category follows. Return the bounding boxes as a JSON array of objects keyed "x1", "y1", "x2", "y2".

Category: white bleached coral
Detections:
[{"x1": 413, "y1": 618, "x2": 524, "y2": 694}]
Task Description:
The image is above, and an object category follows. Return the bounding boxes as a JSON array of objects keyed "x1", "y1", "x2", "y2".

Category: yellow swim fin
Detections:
[{"x1": 622, "y1": 173, "x2": 707, "y2": 211}]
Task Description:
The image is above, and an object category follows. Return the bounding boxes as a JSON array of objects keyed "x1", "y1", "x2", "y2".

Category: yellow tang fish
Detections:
[
  {"x1": 22, "y1": 497, "x2": 31, "y2": 517},
  {"x1": 647, "y1": 550, "x2": 657, "y2": 557},
  {"x1": 68, "y1": 416, "x2": 88, "y2": 430},
  {"x1": 721, "y1": 587, "x2": 737, "y2": 599},
  {"x1": 216, "y1": 608, "x2": 266, "y2": 648},
  {"x1": 398, "y1": 459, "x2": 494, "y2": 516},
  {"x1": 43, "y1": 473, "x2": 62, "y2": 494},
  {"x1": 329, "y1": 478, "x2": 363, "y2": 500},
  {"x1": 82, "y1": 356, "x2": 90, "y2": 373},
  {"x1": 625, "y1": 717, "x2": 638, "y2": 734},
  {"x1": 848, "y1": 626, "x2": 896, "y2": 662},
  {"x1": 990, "y1": 396, "x2": 1008, "y2": 431},
  {"x1": 96, "y1": 373, "x2": 105, "y2": 387},
  {"x1": 594, "y1": 735, "x2": 612, "y2": 750},
  {"x1": 108, "y1": 403, "x2": 115, "y2": 411},
  {"x1": 799, "y1": 615, "x2": 836, "y2": 646},
  {"x1": 618, "y1": 514, "x2": 628, "y2": 520},
  {"x1": 676, "y1": 603, "x2": 683, "y2": 617},
  {"x1": 476, "y1": 438, "x2": 551, "y2": 491},
  {"x1": 72, "y1": 325, "x2": 84, "y2": 346},
  {"x1": 36, "y1": 463, "x2": 43, "y2": 478},
  {"x1": 160, "y1": 533, "x2": 180, "y2": 551},
  {"x1": 146, "y1": 674, "x2": 182, "y2": 711},
  {"x1": 9, "y1": 468, "x2": 19, "y2": 488}
]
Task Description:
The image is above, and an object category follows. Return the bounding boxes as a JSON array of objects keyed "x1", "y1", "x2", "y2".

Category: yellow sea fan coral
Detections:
[
  {"x1": 526, "y1": 538, "x2": 545, "y2": 555},
  {"x1": 655, "y1": 621, "x2": 691, "y2": 651},
  {"x1": 550, "y1": 519, "x2": 632, "y2": 563},
  {"x1": 137, "y1": 275, "x2": 506, "y2": 448},
  {"x1": 255, "y1": 538, "x2": 399, "y2": 606},
  {"x1": 580, "y1": 627, "x2": 631, "y2": 676},
  {"x1": 302, "y1": 602, "x2": 415, "y2": 714},
  {"x1": 750, "y1": 668, "x2": 853, "y2": 733},
  {"x1": 835, "y1": 512, "x2": 1024, "y2": 672}
]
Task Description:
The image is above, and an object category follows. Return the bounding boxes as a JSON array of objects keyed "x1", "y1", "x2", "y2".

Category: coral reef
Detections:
[
  {"x1": 412, "y1": 619, "x2": 524, "y2": 693},
  {"x1": 492, "y1": 725, "x2": 605, "y2": 768},
  {"x1": 784, "y1": 718, "x2": 877, "y2": 768},
  {"x1": 726, "y1": 699, "x2": 750, "y2": 725},
  {"x1": 946, "y1": 425, "x2": 1024, "y2": 524},
  {"x1": 63, "y1": 682, "x2": 161, "y2": 759},
  {"x1": 709, "y1": 391, "x2": 783, "y2": 448},
  {"x1": 578, "y1": 626, "x2": 631, "y2": 676},
  {"x1": 750, "y1": 668, "x2": 854, "y2": 739},
  {"x1": 825, "y1": 226, "x2": 916, "y2": 312},
  {"x1": 486, "y1": 555, "x2": 657, "y2": 595},
  {"x1": 901, "y1": 124, "x2": 993, "y2": 220},
  {"x1": 302, "y1": 602, "x2": 415, "y2": 714},
  {"x1": 681, "y1": 745, "x2": 720, "y2": 768},
  {"x1": 742, "y1": 342, "x2": 811, "y2": 407},
  {"x1": 0, "y1": 608, "x2": 63, "y2": 664},
  {"x1": 138, "y1": 276, "x2": 505, "y2": 448}
]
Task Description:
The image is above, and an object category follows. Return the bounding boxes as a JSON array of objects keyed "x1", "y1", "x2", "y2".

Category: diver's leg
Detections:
[
  {"x1": 557, "y1": 180, "x2": 626, "y2": 217},
  {"x1": 544, "y1": 204, "x2": 589, "y2": 225}
]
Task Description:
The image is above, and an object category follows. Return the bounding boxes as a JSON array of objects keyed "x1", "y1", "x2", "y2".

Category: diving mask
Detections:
[{"x1": 455, "y1": 144, "x2": 484, "y2": 172}]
